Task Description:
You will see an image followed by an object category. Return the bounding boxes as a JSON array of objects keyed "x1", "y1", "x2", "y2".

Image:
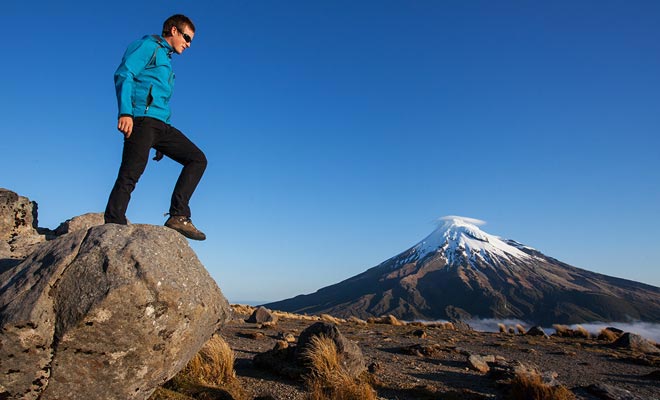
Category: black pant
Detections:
[{"x1": 104, "y1": 117, "x2": 207, "y2": 224}]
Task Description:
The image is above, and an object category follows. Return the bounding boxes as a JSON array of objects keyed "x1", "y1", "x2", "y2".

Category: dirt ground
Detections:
[{"x1": 220, "y1": 308, "x2": 660, "y2": 400}]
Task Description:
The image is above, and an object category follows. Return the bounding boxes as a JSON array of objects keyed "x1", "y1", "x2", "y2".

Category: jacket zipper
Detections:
[{"x1": 145, "y1": 85, "x2": 154, "y2": 113}]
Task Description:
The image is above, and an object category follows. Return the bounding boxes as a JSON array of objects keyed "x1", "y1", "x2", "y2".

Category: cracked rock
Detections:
[{"x1": 0, "y1": 223, "x2": 231, "y2": 400}]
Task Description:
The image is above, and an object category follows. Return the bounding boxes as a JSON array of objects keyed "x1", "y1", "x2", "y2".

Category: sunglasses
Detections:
[{"x1": 176, "y1": 27, "x2": 192, "y2": 43}]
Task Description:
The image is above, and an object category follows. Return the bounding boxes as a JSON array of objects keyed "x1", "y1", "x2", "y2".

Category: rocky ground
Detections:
[{"x1": 220, "y1": 307, "x2": 660, "y2": 400}]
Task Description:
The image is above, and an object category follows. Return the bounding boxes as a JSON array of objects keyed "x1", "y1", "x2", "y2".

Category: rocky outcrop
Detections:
[
  {"x1": 0, "y1": 188, "x2": 46, "y2": 260},
  {"x1": 53, "y1": 212, "x2": 106, "y2": 236},
  {"x1": 0, "y1": 223, "x2": 231, "y2": 400}
]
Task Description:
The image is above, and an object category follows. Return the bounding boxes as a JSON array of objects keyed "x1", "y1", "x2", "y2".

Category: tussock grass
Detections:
[
  {"x1": 303, "y1": 335, "x2": 376, "y2": 400},
  {"x1": 597, "y1": 328, "x2": 620, "y2": 342},
  {"x1": 552, "y1": 324, "x2": 590, "y2": 339},
  {"x1": 162, "y1": 334, "x2": 248, "y2": 400},
  {"x1": 231, "y1": 304, "x2": 257, "y2": 316},
  {"x1": 508, "y1": 369, "x2": 575, "y2": 400},
  {"x1": 498, "y1": 323, "x2": 507, "y2": 333},
  {"x1": 575, "y1": 325, "x2": 590, "y2": 339},
  {"x1": 180, "y1": 334, "x2": 236, "y2": 386},
  {"x1": 367, "y1": 315, "x2": 406, "y2": 326},
  {"x1": 516, "y1": 324, "x2": 527, "y2": 335}
]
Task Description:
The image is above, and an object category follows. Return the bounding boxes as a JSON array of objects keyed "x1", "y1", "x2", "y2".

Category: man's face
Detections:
[{"x1": 169, "y1": 25, "x2": 194, "y2": 54}]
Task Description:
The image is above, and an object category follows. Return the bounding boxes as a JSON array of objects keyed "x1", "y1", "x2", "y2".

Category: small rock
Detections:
[
  {"x1": 411, "y1": 329, "x2": 427, "y2": 338},
  {"x1": 246, "y1": 306, "x2": 278, "y2": 324},
  {"x1": 526, "y1": 326, "x2": 549, "y2": 338},
  {"x1": 468, "y1": 355, "x2": 490, "y2": 373},
  {"x1": 584, "y1": 382, "x2": 646, "y2": 400}
]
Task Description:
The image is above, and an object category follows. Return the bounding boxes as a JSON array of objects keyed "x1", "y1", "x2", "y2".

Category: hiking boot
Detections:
[{"x1": 164, "y1": 215, "x2": 206, "y2": 241}]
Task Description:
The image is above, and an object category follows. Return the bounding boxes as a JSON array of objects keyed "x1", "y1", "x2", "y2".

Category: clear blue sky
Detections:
[{"x1": 3, "y1": 1, "x2": 659, "y2": 303}]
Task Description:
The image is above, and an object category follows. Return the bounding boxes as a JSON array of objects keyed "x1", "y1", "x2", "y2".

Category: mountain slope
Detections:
[{"x1": 265, "y1": 217, "x2": 660, "y2": 324}]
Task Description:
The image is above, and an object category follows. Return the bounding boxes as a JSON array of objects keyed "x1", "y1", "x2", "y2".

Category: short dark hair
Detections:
[{"x1": 162, "y1": 14, "x2": 195, "y2": 37}]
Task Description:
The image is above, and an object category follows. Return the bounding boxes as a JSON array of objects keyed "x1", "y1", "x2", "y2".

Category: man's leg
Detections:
[
  {"x1": 154, "y1": 125, "x2": 207, "y2": 218},
  {"x1": 104, "y1": 118, "x2": 156, "y2": 224}
]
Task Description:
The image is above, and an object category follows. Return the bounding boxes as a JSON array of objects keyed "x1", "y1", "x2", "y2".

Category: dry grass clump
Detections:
[
  {"x1": 552, "y1": 324, "x2": 590, "y2": 339},
  {"x1": 179, "y1": 334, "x2": 236, "y2": 386},
  {"x1": 231, "y1": 304, "x2": 257, "y2": 316},
  {"x1": 303, "y1": 335, "x2": 376, "y2": 400},
  {"x1": 516, "y1": 324, "x2": 527, "y2": 335},
  {"x1": 574, "y1": 325, "x2": 590, "y2": 339},
  {"x1": 553, "y1": 324, "x2": 571, "y2": 337},
  {"x1": 320, "y1": 314, "x2": 345, "y2": 324},
  {"x1": 425, "y1": 321, "x2": 456, "y2": 330},
  {"x1": 367, "y1": 315, "x2": 406, "y2": 326},
  {"x1": 347, "y1": 316, "x2": 368, "y2": 325},
  {"x1": 508, "y1": 369, "x2": 575, "y2": 400},
  {"x1": 272, "y1": 310, "x2": 324, "y2": 322},
  {"x1": 498, "y1": 323, "x2": 507, "y2": 333},
  {"x1": 161, "y1": 334, "x2": 248, "y2": 400},
  {"x1": 597, "y1": 328, "x2": 621, "y2": 342}
]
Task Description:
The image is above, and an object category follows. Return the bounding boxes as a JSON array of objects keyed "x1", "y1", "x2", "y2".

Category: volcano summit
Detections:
[{"x1": 266, "y1": 217, "x2": 660, "y2": 324}]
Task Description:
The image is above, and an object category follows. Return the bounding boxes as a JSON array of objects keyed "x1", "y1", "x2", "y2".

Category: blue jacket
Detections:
[{"x1": 115, "y1": 35, "x2": 175, "y2": 124}]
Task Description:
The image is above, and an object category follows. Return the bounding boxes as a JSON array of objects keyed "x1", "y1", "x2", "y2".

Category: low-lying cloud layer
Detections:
[{"x1": 466, "y1": 318, "x2": 660, "y2": 342}]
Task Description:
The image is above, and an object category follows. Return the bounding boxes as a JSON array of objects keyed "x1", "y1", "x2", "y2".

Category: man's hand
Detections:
[{"x1": 117, "y1": 116, "x2": 134, "y2": 138}]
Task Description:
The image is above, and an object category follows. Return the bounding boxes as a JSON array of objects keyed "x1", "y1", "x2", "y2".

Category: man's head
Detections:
[{"x1": 162, "y1": 14, "x2": 195, "y2": 54}]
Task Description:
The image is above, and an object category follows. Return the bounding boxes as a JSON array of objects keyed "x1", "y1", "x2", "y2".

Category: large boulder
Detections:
[
  {"x1": 611, "y1": 332, "x2": 659, "y2": 354},
  {"x1": 0, "y1": 223, "x2": 231, "y2": 400}
]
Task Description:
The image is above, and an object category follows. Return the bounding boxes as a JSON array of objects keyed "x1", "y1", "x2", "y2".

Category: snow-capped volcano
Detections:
[
  {"x1": 403, "y1": 216, "x2": 533, "y2": 268},
  {"x1": 266, "y1": 216, "x2": 660, "y2": 324}
]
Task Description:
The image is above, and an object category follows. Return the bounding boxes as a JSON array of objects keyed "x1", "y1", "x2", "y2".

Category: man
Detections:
[{"x1": 105, "y1": 14, "x2": 207, "y2": 240}]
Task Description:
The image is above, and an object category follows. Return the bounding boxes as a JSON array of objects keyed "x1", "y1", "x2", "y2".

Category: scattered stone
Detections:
[
  {"x1": 276, "y1": 332, "x2": 296, "y2": 343},
  {"x1": 0, "y1": 223, "x2": 231, "y2": 400},
  {"x1": 402, "y1": 344, "x2": 445, "y2": 357},
  {"x1": 368, "y1": 362, "x2": 382, "y2": 373},
  {"x1": 525, "y1": 326, "x2": 549, "y2": 338},
  {"x1": 642, "y1": 370, "x2": 660, "y2": 381},
  {"x1": 611, "y1": 333, "x2": 659, "y2": 354},
  {"x1": 246, "y1": 306, "x2": 279, "y2": 324},
  {"x1": 582, "y1": 382, "x2": 646, "y2": 400},
  {"x1": 411, "y1": 329, "x2": 427, "y2": 338},
  {"x1": 468, "y1": 355, "x2": 490, "y2": 373},
  {"x1": 273, "y1": 340, "x2": 289, "y2": 350},
  {"x1": 246, "y1": 332, "x2": 267, "y2": 340}
]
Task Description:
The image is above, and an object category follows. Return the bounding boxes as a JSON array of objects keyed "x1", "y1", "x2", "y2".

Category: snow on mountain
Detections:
[{"x1": 401, "y1": 216, "x2": 536, "y2": 267}]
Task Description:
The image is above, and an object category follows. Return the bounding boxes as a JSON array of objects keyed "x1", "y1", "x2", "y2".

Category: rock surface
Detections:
[
  {"x1": 53, "y1": 212, "x2": 106, "y2": 236},
  {"x1": 0, "y1": 223, "x2": 231, "y2": 400},
  {"x1": 0, "y1": 188, "x2": 45, "y2": 260},
  {"x1": 612, "y1": 332, "x2": 659, "y2": 354}
]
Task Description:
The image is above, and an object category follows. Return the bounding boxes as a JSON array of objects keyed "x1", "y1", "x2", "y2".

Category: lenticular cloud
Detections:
[{"x1": 438, "y1": 215, "x2": 486, "y2": 226}]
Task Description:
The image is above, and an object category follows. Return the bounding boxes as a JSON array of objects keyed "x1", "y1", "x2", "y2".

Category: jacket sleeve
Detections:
[{"x1": 114, "y1": 39, "x2": 156, "y2": 118}]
